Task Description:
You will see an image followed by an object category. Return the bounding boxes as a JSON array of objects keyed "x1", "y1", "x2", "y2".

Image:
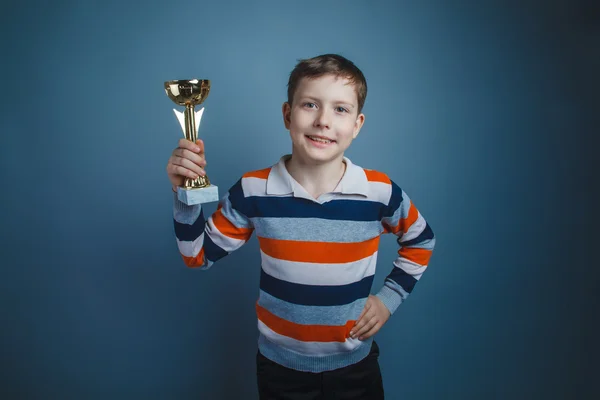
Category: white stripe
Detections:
[
  {"x1": 366, "y1": 181, "x2": 392, "y2": 205},
  {"x1": 393, "y1": 257, "x2": 428, "y2": 279},
  {"x1": 326, "y1": 181, "x2": 391, "y2": 203},
  {"x1": 401, "y1": 212, "x2": 427, "y2": 241},
  {"x1": 257, "y1": 320, "x2": 361, "y2": 356},
  {"x1": 206, "y1": 217, "x2": 246, "y2": 252},
  {"x1": 176, "y1": 233, "x2": 204, "y2": 257},
  {"x1": 241, "y1": 176, "x2": 269, "y2": 197},
  {"x1": 260, "y1": 250, "x2": 378, "y2": 286},
  {"x1": 242, "y1": 175, "x2": 391, "y2": 204}
]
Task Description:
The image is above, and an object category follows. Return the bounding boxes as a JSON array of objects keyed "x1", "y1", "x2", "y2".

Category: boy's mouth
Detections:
[{"x1": 306, "y1": 135, "x2": 335, "y2": 144}]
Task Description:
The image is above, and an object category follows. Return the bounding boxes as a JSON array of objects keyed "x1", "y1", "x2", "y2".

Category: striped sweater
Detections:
[{"x1": 173, "y1": 155, "x2": 435, "y2": 373}]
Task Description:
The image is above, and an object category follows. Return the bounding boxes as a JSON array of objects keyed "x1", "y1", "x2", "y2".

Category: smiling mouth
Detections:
[{"x1": 306, "y1": 135, "x2": 335, "y2": 144}]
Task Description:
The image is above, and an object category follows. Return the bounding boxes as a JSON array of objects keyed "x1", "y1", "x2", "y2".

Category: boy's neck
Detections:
[{"x1": 285, "y1": 155, "x2": 346, "y2": 199}]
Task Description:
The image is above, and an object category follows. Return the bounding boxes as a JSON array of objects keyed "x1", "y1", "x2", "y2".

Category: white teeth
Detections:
[{"x1": 308, "y1": 136, "x2": 332, "y2": 143}]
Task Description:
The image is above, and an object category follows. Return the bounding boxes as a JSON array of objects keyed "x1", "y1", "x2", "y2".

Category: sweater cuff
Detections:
[
  {"x1": 173, "y1": 191, "x2": 202, "y2": 224},
  {"x1": 375, "y1": 285, "x2": 404, "y2": 315}
]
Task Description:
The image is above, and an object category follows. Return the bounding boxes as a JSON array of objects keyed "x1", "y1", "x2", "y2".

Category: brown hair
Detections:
[{"x1": 287, "y1": 54, "x2": 367, "y2": 113}]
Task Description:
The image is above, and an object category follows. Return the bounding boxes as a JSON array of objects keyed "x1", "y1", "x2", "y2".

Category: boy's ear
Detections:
[
  {"x1": 282, "y1": 102, "x2": 291, "y2": 129},
  {"x1": 352, "y1": 113, "x2": 365, "y2": 139}
]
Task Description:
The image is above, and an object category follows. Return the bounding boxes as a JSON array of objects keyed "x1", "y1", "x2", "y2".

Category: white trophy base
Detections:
[{"x1": 177, "y1": 185, "x2": 219, "y2": 205}]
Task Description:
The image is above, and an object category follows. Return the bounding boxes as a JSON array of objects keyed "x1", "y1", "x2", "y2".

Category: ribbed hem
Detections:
[
  {"x1": 173, "y1": 192, "x2": 202, "y2": 224},
  {"x1": 173, "y1": 191, "x2": 193, "y2": 212},
  {"x1": 257, "y1": 334, "x2": 373, "y2": 373},
  {"x1": 375, "y1": 285, "x2": 404, "y2": 315}
]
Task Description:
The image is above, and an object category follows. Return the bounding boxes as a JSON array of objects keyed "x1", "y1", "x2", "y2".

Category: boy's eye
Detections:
[
  {"x1": 336, "y1": 106, "x2": 349, "y2": 113},
  {"x1": 303, "y1": 102, "x2": 316, "y2": 108}
]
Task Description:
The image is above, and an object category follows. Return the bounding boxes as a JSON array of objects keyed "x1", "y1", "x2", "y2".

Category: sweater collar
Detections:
[{"x1": 266, "y1": 155, "x2": 369, "y2": 197}]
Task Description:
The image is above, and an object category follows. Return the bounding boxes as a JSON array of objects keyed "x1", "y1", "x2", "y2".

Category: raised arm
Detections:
[{"x1": 167, "y1": 138, "x2": 254, "y2": 268}]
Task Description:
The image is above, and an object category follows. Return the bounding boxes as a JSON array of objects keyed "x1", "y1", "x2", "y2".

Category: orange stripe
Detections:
[
  {"x1": 402, "y1": 201, "x2": 419, "y2": 233},
  {"x1": 212, "y1": 208, "x2": 253, "y2": 240},
  {"x1": 258, "y1": 236, "x2": 379, "y2": 263},
  {"x1": 399, "y1": 247, "x2": 432, "y2": 266},
  {"x1": 182, "y1": 248, "x2": 205, "y2": 268},
  {"x1": 243, "y1": 167, "x2": 271, "y2": 179},
  {"x1": 256, "y1": 303, "x2": 354, "y2": 342},
  {"x1": 383, "y1": 219, "x2": 400, "y2": 234},
  {"x1": 387, "y1": 200, "x2": 419, "y2": 235},
  {"x1": 364, "y1": 169, "x2": 390, "y2": 184}
]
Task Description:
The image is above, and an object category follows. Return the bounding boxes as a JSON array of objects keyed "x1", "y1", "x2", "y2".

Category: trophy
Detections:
[{"x1": 165, "y1": 79, "x2": 219, "y2": 205}]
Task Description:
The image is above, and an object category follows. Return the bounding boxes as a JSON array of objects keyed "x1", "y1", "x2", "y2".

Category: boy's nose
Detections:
[{"x1": 314, "y1": 110, "x2": 331, "y2": 129}]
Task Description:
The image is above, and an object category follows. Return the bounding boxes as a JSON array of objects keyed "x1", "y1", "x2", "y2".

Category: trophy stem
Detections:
[
  {"x1": 184, "y1": 104, "x2": 196, "y2": 142},
  {"x1": 182, "y1": 103, "x2": 210, "y2": 189}
]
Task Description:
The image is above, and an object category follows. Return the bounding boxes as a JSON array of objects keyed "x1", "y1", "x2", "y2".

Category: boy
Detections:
[{"x1": 166, "y1": 54, "x2": 436, "y2": 399}]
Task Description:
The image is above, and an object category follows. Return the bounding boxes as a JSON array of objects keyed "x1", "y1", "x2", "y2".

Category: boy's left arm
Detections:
[{"x1": 351, "y1": 180, "x2": 436, "y2": 340}]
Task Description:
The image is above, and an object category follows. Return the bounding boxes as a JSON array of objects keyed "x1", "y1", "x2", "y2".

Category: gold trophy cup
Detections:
[{"x1": 165, "y1": 79, "x2": 219, "y2": 205}]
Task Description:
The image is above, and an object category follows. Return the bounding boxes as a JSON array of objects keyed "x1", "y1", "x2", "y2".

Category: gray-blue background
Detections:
[{"x1": 1, "y1": 0, "x2": 597, "y2": 399}]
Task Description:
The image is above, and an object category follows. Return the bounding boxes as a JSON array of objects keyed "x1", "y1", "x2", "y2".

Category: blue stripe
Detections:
[
  {"x1": 260, "y1": 269, "x2": 374, "y2": 306},
  {"x1": 228, "y1": 178, "x2": 386, "y2": 221},
  {"x1": 229, "y1": 175, "x2": 389, "y2": 221},
  {"x1": 238, "y1": 196, "x2": 385, "y2": 221},
  {"x1": 386, "y1": 267, "x2": 418, "y2": 293},
  {"x1": 174, "y1": 208, "x2": 205, "y2": 241},
  {"x1": 381, "y1": 180, "x2": 404, "y2": 218},
  {"x1": 257, "y1": 291, "x2": 368, "y2": 325},
  {"x1": 204, "y1": 234, "x2": 229, "y2": 263},
  {"x1": 406, "y1": 238, "x2": 435, "y2": 251},
  {"x1": 228, "y1": 179, "x2": 249, "y2": 215},
  {"x1": 220, "y1": 194, "x2": 252, "y2": 229},
  {"x1": 401, "y1": 222, "x2": 434, "y2": 247}
]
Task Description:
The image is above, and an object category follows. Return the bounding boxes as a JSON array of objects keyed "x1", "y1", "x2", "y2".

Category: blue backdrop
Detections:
[{"x1": 1, "y1": 0, "x2": 597, "y2": 399}]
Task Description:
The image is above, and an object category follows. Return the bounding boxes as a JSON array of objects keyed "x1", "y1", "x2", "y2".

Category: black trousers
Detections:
[{"x1": 257, "y1": 342, "x2": 384, "y2": 400}]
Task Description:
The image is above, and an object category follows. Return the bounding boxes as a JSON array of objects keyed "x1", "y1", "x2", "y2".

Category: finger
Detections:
[
  {"x1": 174, "y1": 149, "x2": 207, "y2": 169},
  {"x1": 354, "y1": 299, "x2": 372, "y2": 327},
  {"x1": 354, "y1": 306, "x2": 368, "y2": 326},
  {"x1": 178, "y1": 138, "x2": 202, "y2": 153},
  {"x1": 168, "y1": 157, "x2": 203, "y2": 178},
  {"x1": 355, "y1": 317, "x2": 379, "y2": 339},
  {"x1": 359, "y1": 322, "x2": 382, "y2": 340},
  {"x1": 350, "y1": 299, "x2": 372, "y2": 334},
  {"x1": 196, "y1": 139, "x2": 204, "y2": 153},
  {"x1": 351, "y1": 313, "x2": 376, "y2": 339},
  {"x1": 353, "y1": 315, "x2": 378, "y2": 339},
  {"x1": 170, "y1": 154, "x2": 205, "y2": 174},
  {"x1": 351, "y1": 309, "x2": 371, "y2": 334},
  {"x1": 167, "y1": 163, "x2": 199, "y2": 179}
]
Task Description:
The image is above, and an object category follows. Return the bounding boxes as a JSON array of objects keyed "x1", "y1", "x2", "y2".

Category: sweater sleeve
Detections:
[
  {"x1": 375, "y1": 180, "x2": 436, "y2": 314},
  {"x1": 172, "y1": 179, "x2": 254, "y2": 269}
]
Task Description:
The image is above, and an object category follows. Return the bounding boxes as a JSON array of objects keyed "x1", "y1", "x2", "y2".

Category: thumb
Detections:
[{"x1": 195, "y1": 139, "x2": 205, "y2": 154}]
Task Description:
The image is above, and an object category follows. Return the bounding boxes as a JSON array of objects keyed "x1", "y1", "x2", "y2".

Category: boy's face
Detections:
[{"x1": 282, "y1": 74, "x2": 365, "y2": 166}]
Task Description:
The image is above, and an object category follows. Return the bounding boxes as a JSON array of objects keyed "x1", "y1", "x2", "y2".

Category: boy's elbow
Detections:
[{"x1": 181, "y1": 249, "x2": 209, "y2": 269}]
